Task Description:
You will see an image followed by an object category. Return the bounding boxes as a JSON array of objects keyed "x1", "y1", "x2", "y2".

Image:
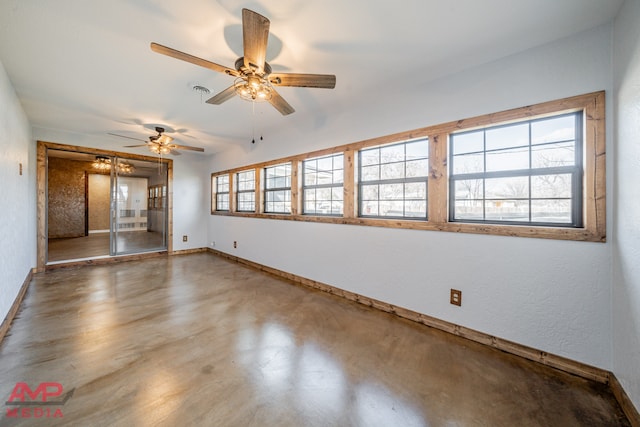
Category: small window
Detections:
[
  {"x1": 236, "y1": 170, "x2": 255, "y2": 212},
  {"x1": 264, "y1": 163, "x2": 292, "y2": 214},
  {"x1": 358, "y1": 138, "x2": 429, "y2": 219},
  {"x1": 449, "y1": 112, "x2": 583, "y2": 226},
  {"x1": 215, "y1": 175, "x2": 230, "y2": 211},
  {"x1": 303, "y1": 154, "x2": 344, "y2": 216}
]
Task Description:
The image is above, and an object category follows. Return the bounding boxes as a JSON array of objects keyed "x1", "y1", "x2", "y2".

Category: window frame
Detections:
[
  {"x1": 357, "y1": 138, "x2": 429, "y2": 220},
  {"x1": 448, "y1": 112, "x2": 583, "y2": 227},
  {"x1": 264, "y1": 162, "x2": 293, "y2": 214},
  {"x1": 214, "y1": 174, "x2": 230, "y2": 212},
  {"x1": 210, "y1": 91, "x2": 605, "y2": 242},
  {"x1": 236, "y1": 169, "x2": 256, "y2": 213},
  {"x1": 302, "y1": 153, "x2": 345, "y2": 217}
]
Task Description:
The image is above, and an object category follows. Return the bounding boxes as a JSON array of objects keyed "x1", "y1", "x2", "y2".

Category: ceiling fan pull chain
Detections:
[{"x1": 252, "y1": 101, "x2": 256, "y2": 144}]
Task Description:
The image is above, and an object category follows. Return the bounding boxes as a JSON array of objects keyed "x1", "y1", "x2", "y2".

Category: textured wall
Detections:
[
  {"x1": 47, "y1": 157, "x2": 88, "y2": 238},
  {"x1": 613, "y1": 0, "x2": 640, "y2": 411},
  {"x1": 88, "y1": 173, "x2": 110, "y2": 231},
  {"x1": 0, "y1": 60, "x2": 35, "y2": 324}
]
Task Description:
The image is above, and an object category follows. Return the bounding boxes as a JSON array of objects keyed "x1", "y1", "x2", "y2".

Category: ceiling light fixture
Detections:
[
  {"x1": 117, "y1": 161, "x2": 135, "y2": 174},
  {"x1": 92, "y1": 156, "x2": 111, "y2": 171},
  {"x1": 148, "y1": 143, "x2": 172, "y2": 155},
  {"x1": 92, "y1": 156, "x2": 135, "y2": 174},
  {"x1": 234, "y1": 75, "x2": 273, "y2": 102},
  {"x1": 155, "y1": 134, "x2": 174, "y2": 145}
]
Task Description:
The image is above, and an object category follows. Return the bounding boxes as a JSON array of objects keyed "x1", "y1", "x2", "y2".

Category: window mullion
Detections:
[
  {"x1": 291, "y1": 161, "x2": 299, "y2": 215},
  {"x1": 255, "y1": 168, "x2": 262, "y2": 213},
  {"x1": 344, "y1": 149, "x2": 355, "y2": 218},
  {"x1": 427, "y1": 133, "x2": 447, "y2": 224}
]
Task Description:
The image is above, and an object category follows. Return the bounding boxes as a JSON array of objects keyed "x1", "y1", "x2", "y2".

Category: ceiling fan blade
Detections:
[
  {"x1": 108, "y1": 133, "x2": 147, "y2": 143},
  {"x1": 169, "y1": 150, "x2": 182, "y2": 156},
  {"x1": 268, "y1": 88, "x2": 295, "y2": 115},
  {"x1": 242, "y1": 9, "x2": 270, "y2": 73},
  {"x1": 269, "y1": 73, "x2": 336, "y2": 88},
  {"x1": 150, "y1": 42, "x2": 238, "y2": 77},
  {"x1": 206, "y1": 85, "x2": 237, "y2": 105},
  {"x1": 123, "y1": 144, "x2": 148, "y2": 148},
  {"x1": 172, "y1": 144, "x2": 205, "y2": 152}
]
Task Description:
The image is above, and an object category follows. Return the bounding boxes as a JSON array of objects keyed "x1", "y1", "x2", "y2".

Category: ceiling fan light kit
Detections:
[
  {"x1": 92, "y1": 156, "x2": 111, "y2": 171},
  {"x1": 110, "y1": 126, "x2": 205, "y2": 156},
  {"x1": 148, "y1": 144, "x2": 172, "y2": 155},
  {"x1": 234, "y1": 75, "x2": 273, "y2": 102},
  {"x1": 92, "y1": 156, "x2": 135, "y2": 174},
  {"x1": 150, "y1": 8, "x2": 336, "y2": 116}
]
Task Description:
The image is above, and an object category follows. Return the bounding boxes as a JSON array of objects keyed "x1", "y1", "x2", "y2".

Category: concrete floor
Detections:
[
  {"x1": 0, "y1": 253, "x2": 630, "y2": 426},
  {"x1": 47, "y1": 231, "x2": 166, "y2": 262}
]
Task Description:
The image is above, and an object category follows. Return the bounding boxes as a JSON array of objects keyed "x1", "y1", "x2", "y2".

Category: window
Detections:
[
  {"x1": 236, "y1": 170, "x2": 256, "y2": 212},
  {"x1": 210, "y1": 92, "x2": 605, "y2": 242},
  {"x1": 303, "y1": 154, "x2": 344, "y2": 215},
  {"x1": 264, "y1": 163, "x2": 292, "y2": 214},
  {"x1": 215, "y1": 175, "x2": 230, "y2": 211},
  {"x1": 359, "y1": 138, "x2": 429, "y2": 219},
  {"x1": 449, "y1": 112, "x2": 582, "y2": 226}
]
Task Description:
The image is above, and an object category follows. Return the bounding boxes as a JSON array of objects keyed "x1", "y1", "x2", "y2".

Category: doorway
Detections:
[{"x1": 38, "y1": 142, "x2": 172, "y2": 268}]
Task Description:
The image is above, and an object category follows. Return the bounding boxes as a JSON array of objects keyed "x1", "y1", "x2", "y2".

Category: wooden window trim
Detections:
[{"x1": 210, "y1": 91, "x2": 605, "y2": 242}]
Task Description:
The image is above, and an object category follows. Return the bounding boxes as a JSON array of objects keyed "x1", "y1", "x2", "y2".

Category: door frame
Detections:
[{"x1": 37, "y1": 140, "x2": 173, "y2": 271}]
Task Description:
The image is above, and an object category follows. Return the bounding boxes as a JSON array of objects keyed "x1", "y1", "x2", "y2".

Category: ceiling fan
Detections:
[
  {"x1": 150, "y1": 8, "x2": 336, "y2": 115},
  {"x1": 109, "y1": 127, "x2": 204, "y2": 155}
]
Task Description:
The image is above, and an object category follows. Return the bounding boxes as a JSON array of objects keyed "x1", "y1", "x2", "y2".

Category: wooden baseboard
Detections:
[
  {"x1": 207, "y1": 248, "x2": 610, "y2": 384},
  {"x1": 45, "y1": 246, "x2": 208, "y2": 270},
  {"x1": 45, "y1": 251, "x2": 167, "y2": 271},
  {"x1": 171, "y1": 248, "x2": 207, "y2": 256},
  {"x1": 45, "y1": 247, "x2": 208, "y2": 270},
  {"x1": 0, "y1": 268, "x2": 34, "y2": 345},
  {"x1": 610, "y1": 373, "x2": 640, "y2": 427}
]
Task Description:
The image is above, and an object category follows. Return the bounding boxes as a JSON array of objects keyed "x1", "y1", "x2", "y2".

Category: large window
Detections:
[
  {"x1": 303, "y1": 154, "x2": 344, "y2": 216},
  {"x1": 264, "y1": 163, "x2": 292, "y2": 214},
  {"x1": 210, "y1": 92, "x2": 605, "y2": 242},
  {"x1": 215, "y1": 174, "x2": 230, "y2": 211},
  {"x1": 236, "y1": 170, "x2": 255, "y2": 212},
  {"x1": 449, "y1": 112, "x2": 582, "y2": 226},
  {"x1": 359, "y1": 138, "x2": 429, "y2": 219}
]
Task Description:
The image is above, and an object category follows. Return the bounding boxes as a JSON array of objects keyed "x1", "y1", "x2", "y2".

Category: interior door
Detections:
[{"x1": 112, "y1": 157, "x2": 168, "y2": 255}]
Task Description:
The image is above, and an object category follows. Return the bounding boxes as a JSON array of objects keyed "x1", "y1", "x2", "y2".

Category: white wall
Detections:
[
  {"x1": 172, "y1": 154, "x2": 210, "y2": 251},
  {"x1": 613, "y1": 0, "x2": 640, "y2": 410},
  {"x1": 0, "y1": 60, "x2": 36, "y2": 323},
  {"x1": 32, "y1": 128, "x2": 209, "y2": 253},
  {"x1": 208, "y1": 24, "x2": 615, "y2": 369}
]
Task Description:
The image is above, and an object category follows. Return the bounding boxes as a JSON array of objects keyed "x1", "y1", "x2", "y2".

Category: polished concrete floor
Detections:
[
  {"x1": 0, "y1": 253, "x2": 630, "y2": 426},
  {"x1": 47, "y1": 231, "x2": 165, "y2": 262}
]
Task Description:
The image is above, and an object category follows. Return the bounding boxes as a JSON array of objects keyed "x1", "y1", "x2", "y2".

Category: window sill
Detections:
[{"x1": 210, "y1": 210, "x2": 605, "y2": 242}]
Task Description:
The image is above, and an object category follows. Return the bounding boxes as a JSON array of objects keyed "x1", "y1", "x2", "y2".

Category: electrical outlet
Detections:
[
  {"x1": 211, "y1": 241, "x2": 215, "y2": 247},
  {"x1": 182, "y1": 235, "x2": 188, "y2": 242},
  {"x1": 233, "y1": 241, "x2": 237, "y2": 248},
  {"x1": 450, "y1": 289, "x2": 462, "y2": 306}
]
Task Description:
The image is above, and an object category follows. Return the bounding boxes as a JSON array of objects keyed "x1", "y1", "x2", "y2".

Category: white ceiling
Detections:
[{"x1": 0, "y1": 0, "x2": 623, "y2": 156}]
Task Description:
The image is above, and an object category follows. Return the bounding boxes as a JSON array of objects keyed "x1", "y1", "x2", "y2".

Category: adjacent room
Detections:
[{"x1": 1, "y1": 1, "x2": 639, "y2": 425}]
